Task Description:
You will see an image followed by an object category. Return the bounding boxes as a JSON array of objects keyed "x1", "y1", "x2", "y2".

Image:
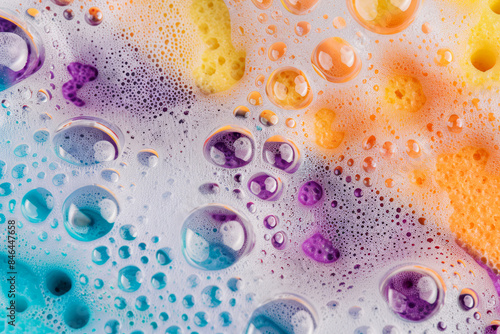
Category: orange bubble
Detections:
[
  {"x1": 311, "y1": 37, "x2": 362, "y2": 83},
  {"x1": 385, "y1": 178, "x2": 395, "y2": 188},
  {"x1": 255, "y1": 75, "x2": 265, "y2": 87},
  {"x1": 435, "y1": 48, "x2": 454, "y2": 66},
  {"x1": 406, "y1": 139, "x2": 422, "y2": 158},
  {"x1": 447, "y1": 114, "x2": 463, "y2": 133},
  {"x1": 362, "y1": 135, "x2": 376, "y2": 150},
  {"x1": 268, "y1": 42, "x2": 287, "y2": 61},
  {"x1": 266, "y1": 67, "x2": 313, "y2": 110},
  {"x1": 332, "y1": 17, "x2": 346, "y2": 29},
  {"x1": 260, "y1": 110, "x2": 279, "y2": 126},
  {"x1": 295, "y1": 21, "x2": 311, "y2": 36},
  {"x1": 346, "y1": 0, "x2": 421, "y2": 34},
  {"x1": 251, "y1": 0, "x2": 273, "y2": 10},
  {"x1": 247, "y1": 91, "x2": 263, "y2": 106},
  {"x1": 285, "y1": 118, "x2": 296, "y2": 128},
  {"x1": 380, "y1": 141, "x2": 396, "y2": 159},
  {"x1": 266, "y1": 25, "x2": 277, "y2": 35},
  {"x1": 362, "y1": 156, "x2": 377, "y2": 173},
  {"x1": 281, "y1": 0, "x2": 320, "y2": 15}
]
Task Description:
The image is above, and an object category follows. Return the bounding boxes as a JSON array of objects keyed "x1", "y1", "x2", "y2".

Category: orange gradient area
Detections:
[{"x1": 435, "y1": 147, "x2": 500, "y2": 272}]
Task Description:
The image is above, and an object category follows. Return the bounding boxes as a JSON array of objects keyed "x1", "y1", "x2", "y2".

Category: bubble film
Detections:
[{"x1": 0, "y1": 0, "x2": 500, "y2": 333}]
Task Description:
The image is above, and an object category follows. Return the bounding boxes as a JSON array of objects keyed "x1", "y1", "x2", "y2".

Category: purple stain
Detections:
[
  {"x1": 354, "y1": 188, "x2": 363, "y2": 198},
  {"x1": 486, "y1": 325, "x2": 499, "y2": 334},
  {"x1": 331, "y1": 200, "x2": 338, "y2": 208},
  {"x1": 302, "y1": 233, "x2": 340, "y2": 263},
  {"x1": 475, "y1": 259, "x2": 500, "y2": 298},
  {"x1": 346, "y1": 176, "x2": 352, "y2": 183},
  {"x1": 298, "y1": 181, "x2": 323, "y2": 206},
  {"x1": 62, "y1": 62, "x2": 98, "y2": 107}
]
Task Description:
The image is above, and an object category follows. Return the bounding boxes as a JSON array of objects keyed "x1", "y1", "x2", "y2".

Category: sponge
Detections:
[
  {"x1": 190, "y1": 0, "x2": 246, "y2": 94},
  {"x1": 384, "y1": 75, "x2": 426, "y2": 113},
  {"x1": 314, "y1": 108, "x2": 344, "y2": 149}
]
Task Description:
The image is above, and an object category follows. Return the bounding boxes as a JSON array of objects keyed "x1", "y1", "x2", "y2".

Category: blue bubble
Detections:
[
  {"x1": 14, "y1": 144, "x2": 30, "y2": 157},
  {"x1": 92, "y1": 246, "x2": 110, "y2": 265},
  {"x1": 12, "y1": 164, "x2": 28, "y2": 179},
  {"x1": 135, "y1": 295, "x2": 150, "y2": 311},
  {"x1": 201, "y1": 285, "x2": 222, "y2": 308},
  {"x1": 194, "y1": 312, "x2": 209, "y2": 327},
  {"x1": 104, "y1": 319, "x2": 121, "y2": 334},
  {"x1": 33, "y1": 129, "x2": 50, "y2": 143},
  {"x1": 151, "y1": 272, "x2": 167, "y2": 290},
  {"x1": 119, "y1": 224, "x2": 137, "y2": 240},
  {"x1": 0, "y1": 182, "x2": 13, "y2": 196},
  {"x1": 165, "y1": 326, "x2": 183, "y2": 334},
  {"x1": 117, "y1": 266, "x2": 143, "y2": 292},
  {"x1": 21, "y1": 188, "x2": 54, "y2": 223},
  {"x1": 219, "y1": 311, "x2": 232, "y2": 327},
  {"x1": 114, "y1": 297, "x2": 127, "y2": 310},
  {"x1": 0, "y1": 160, "x2": 7, "y2": 178},
  {"x1": 52, "y1": 173, "x2": 68, "y2": 186},
  {"x1": 156, "y1": 247, "x2": 173, "y2": 265},
  {"x1": 182, "y1": 294, "x2": 195, "y2": 309},
  {"x1": 119, "y1": 246, "x2": 131, "y2": 259}
]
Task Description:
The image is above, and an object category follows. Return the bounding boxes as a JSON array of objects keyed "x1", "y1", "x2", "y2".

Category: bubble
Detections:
[
  {"x1": 182, "y1": 294, "x2": 195, "y2": 309},
  {"x1": 156, "y1": 247, "x2": 173, "y2": 265},
  {"x1": 46, "y1": 270, "x2": 72, "y2": 296},
  {"x1": 101, "y1": 169, "x2": 120, "y2": 183},
  {"x1": 346, "y1": 0, "x2": 422, "y2": 34},
  {"x1": 159, "y1": 312, "x2": 169, "y2": 321},
  {"x1": 92, "y1": 246, "x2": 110, "y2": 265},
  {"x1": 245, "y1": 294, "x2": 317, "y2": 333},
  {"x1": 447, "y1": 114, "x2": 463, "y2": 133},
  {"x1": 135, "y1": 296, "x2": 150, "y2": 311},
  {"x1": 251, "y1": 0, "x2": 273, "y2": 10},
  {"x1": 264, "y1": 215, "x2": 278, "y2": 229},
  {"x1": 382, "y1": 325, "x2": 400, "y2": 334},
  {"x1": 120, "y1": 224, "x2": 138, "y2": 241},
  {"x1": 85, "y1": 7, "x2": 103, "y2": 26},
  {"x1": 63, "y1": 9, "x2": 75, "y2": 20},
  {"x1": 262, "y1": 136, "x2": 301, "y2": 174},
  {"x1": 151, "y1": 272, "x2": 167, "y2": 289},
  {"x1": 380, "y1": 265, "x2": 445, "y2": 321},
  {"x1": 0, "y1": 160, "x2": 6, "y2": 178},
  {"x1": 380, "y1": 141, "x2": 397, "y2": 159},
  {"x1": 53, "y1": 117, "x2": 124, "y2": 166},
  {"x1": 405, "y1": 140, "x2": 422, "y2": 159},
  {"x1": 114, "y1": 297, "x2": 127, "y2": 310},
  {"x1": 459, "y1": 288, "x2": 478, "y2": 310},
  {"x1": 0, "y1": 182, "x2": 13, "y2": 196},
  {"x1": 194, "y1": 312, "x2": 209, "y2": 327},
  {"x1": 302, "y1": 233, "x2": 340, "y2": 263},
  {"x1": 271, "y1": 231, "x2": 287, "y2": 250},
  {"x1": 298, "y1": 181, "x2": 323, "y2": 206},
  {"x1": 63, "y1": 303, "x2": 90, "y2": 329},
  {"x1": 12, "y1": 164, "x2": 27, "y2": 179},
  {"x1": 259, "y1": 110, "x2": 279, "y2": 126},
  {"x1": 203, "y1": 125, "x2": 256, "y2": 168},
  {"x1": 295, "y1": 21, "x2": 311, "y2": 36},
  {"x1": 362, "y1": 157, "x2": 377, "y2": 173},
  {"x1": 281, "y1": 0, "x2": 320, "y2": 15},
  {"x1": 247, "y1": 91, "x2": 263, "y2": 106},
  {"x1": 435, "y1": 48, "x2": 453, "y2": 66},
  {"x1": 62, "y1": 185, "x2": 119, "y2": 241},
  {"x1": 104, "y1": 319, "x2": 121, "y2": 334},
  {"x1": 266, "y1": 66, "x2": 313, "y2": 110},
  {"x1": 52, "y1": 173, "x2": 68, "y2": 186},
  {"x1": 312, "y1": 37, "x2": 362, "y2": 83},
  {"x1": 248, "y1": 172, "x2": 283, "y2": 201},
  {"x1": 94, "y1": 278, "x2": 104, "y2": 289},
  {"x1": 117, "y1": 266, "x2": 144, "y2": 292},
  {"x1": 33, "y1": 129, "x2": 50, "y2": 143},
  {"x1": 233, "y1": 105, "x2": 250, "y2": 118},
  {"x1": 165, "y1": 326, "x2": 183, "y2": 334},
  {"x1": 181, "y1": 204, "x2": 255, "y2": 270},
  {"x1": 219, "y1": 311, "x2": 232, "y2": 326},
  {"x1": 137, "y1": 149, "x2": 159, "y2": 168},
  {"x1": 201, "y1": 285, "x2": 223, "y2": 308},
  {"x1": 187, "y1": 274, "x2": 201, "y2": 288},
  {"x1": 51, "y1": 0, "x2": 73, "y2": 5},
  {"x1": 14, "y1": 144, "x2": 30, "y2": 157},
  {"x1": 119, "y1": 245, "x2": 132, "y2": 259},
  {"x1": 269, "y1": 42, "x2": 287, "y2": 61}
]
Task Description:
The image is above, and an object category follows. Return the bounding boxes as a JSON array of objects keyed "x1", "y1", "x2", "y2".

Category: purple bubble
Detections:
[
  {"x1": 380, "y1": 265, "x2": 445, "y2": 322},
  {"x1": 354, "y1": 188, "x2": 363, "y2": 198},
  {"x1": 298, "y1": 181, "x2": 323, "y2": 206},
  {"x1": 271, "y1": 231, "x2": 287, "y2": 250},
  {"x1": 263, "y1": 215, "x2": 278, "y2": 229},
  {"x1": 331, "y1": 200, "x2": 337, "y2": 208},
  {"x1": 203, "y1": 126, "x2": 255, "y2": 169},
  {"x1": 302, "y1": 233, "x2": 340, "y2": 263},
  {"x1": 248, "y1": 173, "x2": 283, "y2": 201},
  {"x1": 262, "y1": 136, "x2": 301, "y2": 174}
]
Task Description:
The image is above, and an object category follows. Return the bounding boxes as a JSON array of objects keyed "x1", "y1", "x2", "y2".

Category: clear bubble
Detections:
[
  {"x1": 181, "y1": 204, "x2": 255, "y2": 270},
  {"x1": 62, "y1": 185, "x2": 119, "y2": 241},
  {"x1": 53, "y1": 117, "x2": 124, "y2": 166},
  {"x1": 137, "y1": 149, "x2": 159, "y2": 168}
]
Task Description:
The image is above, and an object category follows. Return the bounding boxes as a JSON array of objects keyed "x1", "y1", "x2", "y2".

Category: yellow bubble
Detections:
[
  {"x1": 247, "y1": 91, "x2": 263, "y2": 106},
  {"x1": 346, "y1": 0, "x2": 421, "y2": 35},
  {"x1": 260, "y1": 110, "x2": 279, "y2": 126},
  {"x1": 311, "y1": 37, "x2": 361, "y2": 83},
  {"x1": 266, "y1": 67, "x2": 313, "y2": 110},
  {"x1": 233, "y1": 106, "x2": 250, "y2": 118}
]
